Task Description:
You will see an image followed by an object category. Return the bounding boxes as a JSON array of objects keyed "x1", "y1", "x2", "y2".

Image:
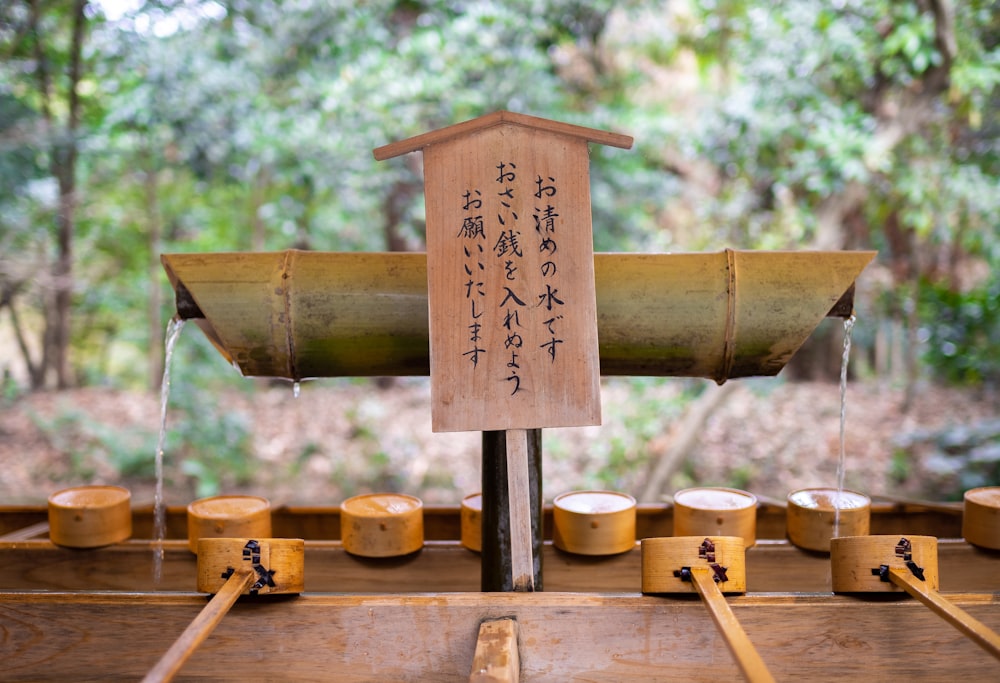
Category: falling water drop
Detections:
[
  {"x1": 154, "y1": 317, "x2": 186, "y2": 584},
  {"x1": 833, "y1": 314, "x2": 856, "y2": 538},
  {"x1": 293, "y1": 381, "x2": 301, "y2": 399}
]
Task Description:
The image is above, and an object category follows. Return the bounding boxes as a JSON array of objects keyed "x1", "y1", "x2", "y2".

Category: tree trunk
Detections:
[{"x1": 29, "y1": 0, "x2": 89, "y2": 389}]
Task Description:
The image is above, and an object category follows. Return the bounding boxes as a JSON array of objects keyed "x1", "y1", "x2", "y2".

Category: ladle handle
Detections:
[
  {"x1": 142, "y1": 567, "x2": 257, "y2": 683},
  {"x1": 688, "y1": 567, "x2": 775, "y2": 683},
  {"x1": 0, "y1": 521, "x2": 50, "y2": 541},
  {"x1": 887, "y1": 567, "x2": 1000, "y2": 661}
]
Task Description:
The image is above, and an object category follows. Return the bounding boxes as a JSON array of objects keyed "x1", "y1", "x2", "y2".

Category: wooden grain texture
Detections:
[
  {"x1": 552, "y1": 491, "x2": 636, "y2": 556},
  {"x1": 641, "y1": 536, "x2": 747, "y2": 594},
  {"x1": 506, "y1": 430, "x2": 535, "y2": 591},
  {"x1": 688, "y1": 566, "x2": 776, "y2": 683},
  {"x1": 461, "y1": 494, "x2": 483, "y2": 552},
  {"x1": 0, "y1": 502, "x2": 972, "y2": 542},
  {"x1": 469, "y1": 618, "x2": 519, "y2": 683},
  {"x1": 786, "y1": 489, "x2": 870, "y2": 552},
  {"x1": 196, "y1": 538, "x2": 305, "y2": 595},
  {"x1": 672, "y1": 488, "x2": 757, "y2": 547},
  {"x1": 3, "y1": 591, "x2": 1000, "y2": 681},
  {"x1": 143, "y1": 568, "x2": 256, "y2": 683},
  {"x1": 887, "y1": 567, "x2": 1000, "y2": 661},
  {"x1": 340, "y1": 493, "x2": 424, "y2": 558},
  {"x1": 831, "y1": 535, "x2": 939, "y2": 593},
  {"x1": 47, "y1": 485, "x2": 132, "y2": 548},
  {"x1": 422, "y1": 123, "x2": 601, "y2": 431},
  {"x1": 0, "y1": 521, "x2": 49, "y2": 541},
  {"x1": 186, "y1": 495, "x2": 271, "y2": 554},
  {"x1": 962, "y1": 486, "x2": 1000, "y2": 550}
]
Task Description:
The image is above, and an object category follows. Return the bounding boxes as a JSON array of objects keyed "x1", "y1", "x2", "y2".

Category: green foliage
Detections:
[
  {"x1": 170, "y1": 385, "x2": 256, "y2": 499},
  {"x1": 29, "y1": 403, "x2": 158, "y2": 481},
  {"x1": 879, "y1": 3, "x2": 942, "y2": 81},
  {"x1": 547, "y1": 377, "x2": 698, "y2": 491},
  {"x1": 918, "y1": 276, "x2": 1000, "y2": 387},
  {"x1": 4, "y1": 0, "x2": 999, "y2": 510}
]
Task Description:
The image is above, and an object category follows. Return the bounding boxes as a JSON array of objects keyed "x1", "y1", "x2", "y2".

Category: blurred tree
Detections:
[
  {"x1": 1, "y1": 0, "x2": 996, "y2": 393},
  {"x1": 619, "y1": 0, "x2": 998, "y2": 393},
  {"x1": 1, "y1": 0, "x2": 95, "y2": 388}
]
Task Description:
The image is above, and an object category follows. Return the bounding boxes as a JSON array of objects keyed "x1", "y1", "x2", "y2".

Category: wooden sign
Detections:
[{"x1": 375, "y1": 111, "x2": 632, "y2": 432}]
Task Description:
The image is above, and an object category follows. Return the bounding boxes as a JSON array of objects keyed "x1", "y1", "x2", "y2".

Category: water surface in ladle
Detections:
[{"x1": 154, "y1": 317, "x2": 186, "y2": 583}]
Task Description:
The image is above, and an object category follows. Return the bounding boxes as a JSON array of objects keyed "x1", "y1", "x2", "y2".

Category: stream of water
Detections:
[
  {"x1": 153, "y1": 317, "x2": 186, "y2": 583},
  {"x1": 833, "y1": 314, "x2": 857, "y2": 538}
]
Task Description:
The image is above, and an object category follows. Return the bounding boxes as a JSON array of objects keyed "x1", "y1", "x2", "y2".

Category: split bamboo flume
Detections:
[{"x1": 161, "y1": 249, "x2": 874, "y2": 382}]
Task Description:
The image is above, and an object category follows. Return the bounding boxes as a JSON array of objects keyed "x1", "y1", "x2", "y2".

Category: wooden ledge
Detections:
[{"x1": 3, "y1": 591, "x2": 999, "y2": 681}]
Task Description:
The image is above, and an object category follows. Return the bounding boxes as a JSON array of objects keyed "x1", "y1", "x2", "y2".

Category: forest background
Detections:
[{"x1": 0, "y1": 0, "x2": 998, "y2": 507}]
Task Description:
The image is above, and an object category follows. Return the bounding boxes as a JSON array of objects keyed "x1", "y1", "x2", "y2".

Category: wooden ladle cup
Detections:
[
  {"x1": 143, "y1": 537, "x2": 304, "y2": 683},
  {"x1": 642, "y1": 536, "x2": 774, "y2": 683},
  {"x1": 831, "y1": 535, "x2": 1000, "y2": 661}
]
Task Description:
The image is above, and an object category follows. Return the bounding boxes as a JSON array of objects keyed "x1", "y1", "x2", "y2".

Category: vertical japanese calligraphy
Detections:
[
  {"x1": 453, "y1": 163, "x2": 572, "y2": 397},
  {"x1": 458, "y1": 188, "x2": 486, "y2": 368}
]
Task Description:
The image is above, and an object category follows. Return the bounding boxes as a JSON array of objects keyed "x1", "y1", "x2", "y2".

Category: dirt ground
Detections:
[{"x1": 1, "y1": 375, "x2": 995, "y2": 508}]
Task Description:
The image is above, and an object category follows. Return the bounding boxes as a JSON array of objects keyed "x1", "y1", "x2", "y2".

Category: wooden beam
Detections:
[{"x1": 3, "y1": 591, "x2": 999, "y2": 681}]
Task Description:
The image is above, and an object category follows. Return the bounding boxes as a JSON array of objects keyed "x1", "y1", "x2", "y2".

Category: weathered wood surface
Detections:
[
  {"x1": 887, "y1": 567, "x2": 1000, "y2": 661},
  {"x1": 688, "y1": 566, "x2": 776, "y2": 683},
  {"x1": 420, "y1": 118, "x2": 603, "y2": 432},
  {"x1": 1, "y1": 539, "x2": 996, "y2": 594},
  {"x1": 469, "y1": 618, "x2": 519, "y2": 683},
  {"x1": 142, "y1": 568, "x2": 257, "y2": 683},
  {"x1": 3, "y1": 590, "x2": 999, "y2": 681},
  {"x1": 0, "y1": 502, "x2": 967, "y2": 542}
]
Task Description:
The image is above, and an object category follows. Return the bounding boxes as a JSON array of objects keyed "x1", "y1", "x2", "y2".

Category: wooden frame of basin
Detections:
[{"x1": 3, "y1": 503, "x2": 998, "y2": 681}]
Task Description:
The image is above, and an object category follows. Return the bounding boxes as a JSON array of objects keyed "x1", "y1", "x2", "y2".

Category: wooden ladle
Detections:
[
  {"x1": 642, "y1": 536, "x2": 775, "y2": 683},
  {"x1": 143, "y1": 537, "x2": 304, "y2": 683},
  {"x1": 832, "y1": 535, "x2": 1000, "y2": 661}
]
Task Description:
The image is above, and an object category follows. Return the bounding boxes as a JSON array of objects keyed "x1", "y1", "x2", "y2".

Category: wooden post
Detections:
[
  {"x1": 887, "y1": 567, "x2": 1000, "y2": 661},
  {"x1": 482, "y1": 430, "x2": 542, "y2": 591},
  {"x1": 376, "y1": 112, "x2": 630, "y2": 592}
]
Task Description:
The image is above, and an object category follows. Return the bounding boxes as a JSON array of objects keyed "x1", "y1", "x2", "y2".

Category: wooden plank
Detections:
[
  {"x1": 0, "y1": 503, "x2": 969, "y2": 544},
  {"x1": 689, "y1": 567, "x2": 775, "y2": 683},
  {"x1": 469, "y1": 618, "x2": 519, "y2": 683},
  {"x1": 3, "y1": 591, "x2": 1000, "y2": 681},
  {"x1": 0, "y1": 521, "x2": 49, "y2": 541},
  {"x1": 142, "y1": 569, "x2": 256, "y2": 683},
  {"x1": 373, "y1": 110, "x2": 633, "y2": 161},
  {"x1": 423, "y1": 123, "x2": 601, "y2": 432},
  {"x1": 887, "y1": 567, "x2": 1000, "y2": 661}
]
